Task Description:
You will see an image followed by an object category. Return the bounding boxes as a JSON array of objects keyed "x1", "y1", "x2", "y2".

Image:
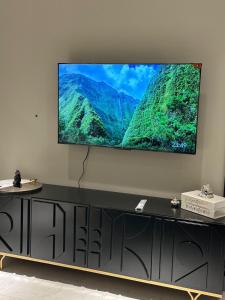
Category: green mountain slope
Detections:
[
  {"x1": 59, "y1": 94, "x2": 108, "y2": 145},
  {"x1": 59, "y1": 73, "x2": 139, "y2": 145},
  {"x1": 122, "y1": 64, "x2": 201, "y2": 153}
]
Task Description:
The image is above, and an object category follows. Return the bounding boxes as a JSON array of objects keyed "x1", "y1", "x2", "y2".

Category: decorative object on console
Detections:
[
  {"x1": 181, "y1": 190, "x2": 225, "y2": 219},
  {"x1": 13, "y1": 170, "x2": 21, "y2": 188},
  {"x1": 200, "y1": 184, "x2": 214, "y2": 198},
  {"x1": 170, "y1": 197, "x2": 180, "y2": 208}
]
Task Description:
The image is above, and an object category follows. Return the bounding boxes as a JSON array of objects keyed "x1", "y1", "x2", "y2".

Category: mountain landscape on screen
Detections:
[{"x1": 58, "y1": 64, "x2": 201, "y2": 153}]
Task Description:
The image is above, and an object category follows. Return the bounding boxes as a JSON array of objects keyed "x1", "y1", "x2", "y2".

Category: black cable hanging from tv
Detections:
[{"x1": 78, "y1": 146, "x2": 90, "y2": 188}]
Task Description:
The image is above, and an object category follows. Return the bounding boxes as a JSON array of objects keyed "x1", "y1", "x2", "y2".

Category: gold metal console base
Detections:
[
  {"x1": 188, "y1": 291, "x2": 202, "y2": 300},
  {"x1": 0, "y1": 255, "x2": 5, "y2": 270},
  {"x1": 0, "y1": 252, "x2": 222, "y2": 300}
]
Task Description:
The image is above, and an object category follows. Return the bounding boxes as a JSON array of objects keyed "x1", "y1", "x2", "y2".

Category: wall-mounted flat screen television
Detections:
[{"x1": 58, "y1": 63, "x2": 202, "y2": 154}]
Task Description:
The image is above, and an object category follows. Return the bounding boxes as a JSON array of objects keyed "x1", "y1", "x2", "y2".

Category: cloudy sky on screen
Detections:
[{"x1": 59, "y1": 64, "x2": 160, "y2": 99}]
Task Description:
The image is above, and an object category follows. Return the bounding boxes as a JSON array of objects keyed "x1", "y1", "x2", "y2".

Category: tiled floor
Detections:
[{"x1": 0, "y1": 257, "x2": 219, "y2": 300}]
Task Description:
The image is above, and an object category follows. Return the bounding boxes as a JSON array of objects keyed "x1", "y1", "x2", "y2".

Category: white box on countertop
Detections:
[{"x1": 181, "y1": 190, "x2": 225, "y2": 219}]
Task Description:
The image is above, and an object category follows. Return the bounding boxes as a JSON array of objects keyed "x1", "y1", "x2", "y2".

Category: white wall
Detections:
[{"x1": 0, "y1": 0, "x2": 225, "y2": 198}]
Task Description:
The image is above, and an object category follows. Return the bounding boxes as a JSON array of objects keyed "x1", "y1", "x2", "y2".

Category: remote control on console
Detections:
[{"x1": 135, "y1": 199, "x2": 148, "y2": 212}]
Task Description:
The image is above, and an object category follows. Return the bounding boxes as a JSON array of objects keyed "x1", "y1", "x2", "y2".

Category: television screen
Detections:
[{"x1": 58, "y1": 63, "x2": 201, "y2": 154}]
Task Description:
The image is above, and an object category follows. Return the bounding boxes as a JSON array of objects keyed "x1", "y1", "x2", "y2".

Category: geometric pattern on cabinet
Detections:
[
  {"x1": 29, "y1": 203, "x2": 224, "y2": 294},
  {"x1": 31, "y1": 199, "x2": 66, "y2": 261},
  {"x1": 0, "y1": 187, "x2": 224, "y2": 299},
  {"x1": 0, "y1": 196, "x2": 29, "y2": 255},
  {"x1": 31, "y1": 199, "x2": 89, "y2": 266},
  {"x1": 151, "y1": 218, "x2": 224, "y2": 293},
  {"x1": 88, "y1": 208, "x2": 124, "y2": 273},
  {"x1": 88, "y1": 208, "x2": 153, "y2": 279},
  {"x1": 122, "y1": 213, "x2": 152, "y2": 279},
  {"x1": 172, "y1": 221, "x2": 210, "y2": 291},
  {"x1": 173, "y1": 221, "x2": 224, "y2": 293},
  {"x1": 151, "y1": 218, "x2": 175, "y2": 283},
  {"x1": 30, "y1": 199, "x2": 68, "y2": 264},
  {"x1": 74, "y1": 205, "x2": 89, "y2": 267}
]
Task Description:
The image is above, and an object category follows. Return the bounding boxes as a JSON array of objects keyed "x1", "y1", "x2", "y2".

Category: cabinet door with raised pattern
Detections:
[
  {"x1": 88, "y1": 208, "x2": 153, "y2": 279},
  {"x1": 31, "y1": 199, "x2": 90, "y2": 267},
  {"x1": 172, "y1": 221, "x2": 224, "y2": 293},
  {"x1": 31, "y1": 199, "x2": 72, "y2": 264},
  {"x1": 88, "y1": 208, "x2": 124, "y2": 274},
  {"x1": 121, "y1": 213, "x2": 153, "y2": 279},
  {"x1": 172, "y1": 221, "x2": 210, "y2": 290},
  {"x1": 0, "y1": 197, "x2": 23, "y2": 254},
  {"x1": 152, "y1": 218, "x2": 225, "y2": 293},
  {"x1": 151, "y1": 218, "x2": 175, "y2": 283}
]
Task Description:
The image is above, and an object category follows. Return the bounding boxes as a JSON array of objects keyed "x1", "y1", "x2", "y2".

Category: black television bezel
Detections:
[{"x1": 57, "y1": 63, "x2": 202, "y2": 155}]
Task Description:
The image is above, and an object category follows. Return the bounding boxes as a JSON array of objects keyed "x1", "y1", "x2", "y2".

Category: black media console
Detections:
[{"x1": 0, "y1": 184, "x2": 225, "y2": 300}]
